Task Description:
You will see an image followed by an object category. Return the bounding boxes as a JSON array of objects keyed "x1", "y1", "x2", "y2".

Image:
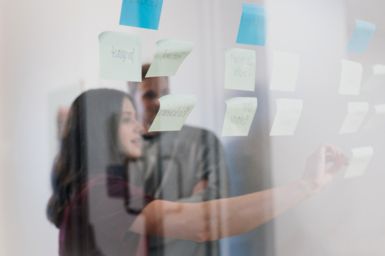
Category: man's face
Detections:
[{"x1": 137, "y1": 77, "x2": 169, "y2": 132}]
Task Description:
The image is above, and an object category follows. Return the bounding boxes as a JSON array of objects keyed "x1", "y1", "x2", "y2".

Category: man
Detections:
[{"x1": 128, "y1": 64, "x2": 229, "y2": 256}]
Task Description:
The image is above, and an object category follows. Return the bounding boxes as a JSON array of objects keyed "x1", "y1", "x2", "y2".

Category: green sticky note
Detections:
[
  {"x1": 270, "y1": 99, "x2": 303, "y2": 136},
  {"x1": 222, "y1": 97, "x2": 258, "y2": 137},
  {"x1": 146, "y1": 39, "x2": 193, "y2": 77},
  {"x1": 99, "y1": 31, "x2": 141, "y2": 81},
  {"x1": 225, "y1": 48, "x2": 256, "y2": 91},
  {"x1": 149, "y1": 95, "x2": 196, "y2": 132}
]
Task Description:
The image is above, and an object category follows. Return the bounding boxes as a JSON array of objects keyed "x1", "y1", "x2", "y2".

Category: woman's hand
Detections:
[{"x1": 302, "y1": 145, "x2": 348, "y2": 194}]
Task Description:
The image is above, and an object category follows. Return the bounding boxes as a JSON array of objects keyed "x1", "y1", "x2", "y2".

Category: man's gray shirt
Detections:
[{"x1": 129, "y1": 125, "x2": 229, "y2": 256}]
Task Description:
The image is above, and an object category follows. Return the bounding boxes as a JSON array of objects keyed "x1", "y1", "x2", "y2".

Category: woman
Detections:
[{"x1": 47, "y1": 88, "x2": 347, "y2": 255}]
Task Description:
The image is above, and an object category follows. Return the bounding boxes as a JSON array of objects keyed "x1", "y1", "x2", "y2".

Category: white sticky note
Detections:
[
  {"x1": 146, "y1": 39, "x2": 193, "y2": 77},
  {"x1": 339, "y1": 102, "x2": 369, "y2": 134},
  {"x1": 345, "y1": 147, "x2": 374, "y2": 178},
  {"x1": 270, "y1": 51, "x2": 300, "y2": 92},
  {"x1": 374, "y1": 104, "x2": 385, "y2": 114},
  {"x1": 149, "y1": 95, "x2": 196, "y2": 132},
  {"x1": 99, "y1": 31, "x2": 141, "y2": 82},
  {"x1": 222, "y1": 97, "x2": 258, "y2": 136},
  {"x1": 270, "y1": 99, "x2": 303, "y2": 136},
  {"x1": 225, "y1": 48, "x2": 256, "y2": 91},
  {"x1": 339, "y1": 60, "x2": 363, "y2": 95},
  {"x1": 373, "y1": 64, "x2": 385, "y2": 75}
]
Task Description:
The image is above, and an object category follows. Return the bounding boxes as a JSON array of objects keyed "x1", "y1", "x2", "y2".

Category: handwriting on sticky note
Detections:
[
  {"x1": 222, "y1": 97, "x2": 258, "y2": 136},
  {"x1": 347, "y1": 19, "x2": 376, "y2": 54},
  {"x1": 345, "y1": 147, "x2": 374, "y2": 178},
  {"x1": 225, "y1": 48, "x2": 256, "y2": 91},
  {"x1": 339, "y1": 60, "x2": 363, "y2": 95},
  {"x1": 120, "y1": 0, "x2": 163, "y2": 30},
  {"x1": 236, "y1": 3, "x2": 266, "y2": 46},
  {"x1": 270, "y1": 99, "x2": 303, "y2": 136},
  {"x1": 270, "y1": 51, "x2": 300, "y2": 92},
  {"x1": 148, "y1": 95, "x2": 196, "y2": 132},
  {"x1": 146, "y1": 39, "x2": 193, "y2": 77},
  {"x1": 111, "y1": 47, "x2": 135, "y2": 63},
  {"x1": 99, "y1": 31, "x2": 141, "y2": 82},
  {"x1": 339, "y1": 102, "x2": 369, "y2": 134}
]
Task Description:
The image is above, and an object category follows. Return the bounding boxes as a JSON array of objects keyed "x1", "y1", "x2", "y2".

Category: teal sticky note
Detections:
[
  {"x1": 120, "y1": 0, "x2": 163, "y2": 30},
  {"x1": 225, "y1": 48, "x2": 256, "y2": 91},
  {"x1": 146, "y1": 39, "x2": 193, "y2": 77},
  {"x1": 236, "y1": 3, "x2": 266, "y2": 46},
  {"x1": 149, "y1": 95, "x2": 196, "y2": 132},
  {"x1": 99, "y1": 32, "x2": 141, "y2": 82},
  {"x1": 347, "y1": 19, "x2": 376, "y2": 53}
]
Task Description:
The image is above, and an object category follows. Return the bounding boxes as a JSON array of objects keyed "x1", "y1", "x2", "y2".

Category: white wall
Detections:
[
  {"x1": 266, "y1": 0, "x2": 385, "y2": 255},
  {"x1": 0, "y1": 0, "x2": 6, "y2": 254}
]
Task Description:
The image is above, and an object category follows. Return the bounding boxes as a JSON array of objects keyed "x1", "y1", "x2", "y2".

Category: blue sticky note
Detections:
[
  {"x1": 236, "y1": 3, "x2": 266, "y2": 46},
  {"x1": 347, "y1": 20, "x2": 376, "y2": 53},
  {"x1": 120, "y1": 0, "x2": 163, "y2": 30}
]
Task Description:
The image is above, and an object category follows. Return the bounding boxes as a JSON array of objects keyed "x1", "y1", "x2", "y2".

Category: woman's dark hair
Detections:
[{"x1": 46, "y1": 88, "x2": 134, "y2": 228}]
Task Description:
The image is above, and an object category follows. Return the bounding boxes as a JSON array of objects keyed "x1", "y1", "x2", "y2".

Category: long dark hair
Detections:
[{"x1": 47, "y1": 88, "x2": 133, "y2": 228}]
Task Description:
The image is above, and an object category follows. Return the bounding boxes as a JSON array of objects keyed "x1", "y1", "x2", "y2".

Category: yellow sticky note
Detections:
[
  {"x1": 339, "y1": 102, "x2": 369, "y2": 134},
  {"x1": 224, "y1": 48, "x2": 256, "y2": 91},
  {"x1": 99, "y1": 32, "x2": 141, "y2": 82},
  {"x1": 146, "y1": 39, "x2": 193, "y2": 77},
  {"x1": 339, "y1": 60, "x2": 363, "y2": 95},
  {"x1": 148, "y1": 95, "x2": 196, "y2": 132},
  {"x1": 270, "y1": 99, "x2": 303, "y2": 136},
  {"x1": 270, "y1": 51, "x2": 300, "y2": 92},
  {"x1": 345, "y1": 147, "x2": 374, "y2": 178},
  {"x1": 222, "y1": 97, "x2": 258, "y2": 137}
]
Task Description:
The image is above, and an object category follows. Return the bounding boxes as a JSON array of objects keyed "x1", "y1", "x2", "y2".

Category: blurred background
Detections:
[{"x1": 1, "y1": 0, "x2": 385, "y2": 255}]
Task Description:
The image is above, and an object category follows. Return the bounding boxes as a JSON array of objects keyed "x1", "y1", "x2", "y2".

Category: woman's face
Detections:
[{"x1": 118, "y1": 98, "x2": 143, "y2": 159}]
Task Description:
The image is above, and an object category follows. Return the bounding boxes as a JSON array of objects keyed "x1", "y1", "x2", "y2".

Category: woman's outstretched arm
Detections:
[{"x1": 131, "y1": 145, "x2": 347, "y2": 242}]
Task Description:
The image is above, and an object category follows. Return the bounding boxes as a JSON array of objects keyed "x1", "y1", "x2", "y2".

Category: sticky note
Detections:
[
  {"x1": 374, "y1": 104, "x2": 385, "y2": 114},
  {"x1": 270, "y1": 99, "x2": 303, "y2": 136},
  {"x1": 373, "y1": 65, "x2": 385, "y2": 75},
  {"x1": 225, "y1": 48, "x2": 256, "y2": 91},
  {"x1": 339, "y1": 102, "x2": 369, "y2": 134},
  {"x1": 119, "y1": 0, "x2": 163, "y2": 30},
  {"x1": 236, "y1": 3, "x2": 266, "y2": 46},
  {"x1": 339, "y1": 60, "x2": 363, "y2": 95},
  {"x1": 345, "y1": 147, "x2": 374, "y2": 178},
  {"x1": 222, "y1": 97, "x2": 258, "y2": 136},
  {"x1": 149, "y1": 95, "x2": 196, "y2": 132},
  {"x1": 99, "y1": 32, "x2": 141, "y2": 82},
  {"x1": 347, "y1": 20, "x2": 376, "y2": 54},
  {"x1": 146, "y1": 39, "x2": 193, "y2": 77},
  {"x1": 270, "y1": 51, "x2": 300, "y2": 92}
]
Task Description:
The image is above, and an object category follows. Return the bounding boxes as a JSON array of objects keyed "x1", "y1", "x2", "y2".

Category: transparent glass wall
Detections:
[{"x1": 1, "y1": 0, "x2": 384, "y2": 255}]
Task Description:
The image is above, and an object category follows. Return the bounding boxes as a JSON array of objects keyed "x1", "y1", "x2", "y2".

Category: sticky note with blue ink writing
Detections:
[
  {"x1": 99, "y1": 31, "x2": 141, "y2": 81},
  {"x1": 236, "y1": 3, "x2": 266, "y2": 46},
  {"x1": 120, "y1": 0, "x2": 163, "y2": 30},
  {"x1": 347, "y1": 19, "x2": 376, "y2": 53},
  {"x1": 149, "y1": 95, "x2": 196, "y2": 132},
  {"x1": 222, "y1": 97, "x2": 258, "y2": 137},
  {"x1": 146, "y1": 39, "x2": 193, "y2": 77}
]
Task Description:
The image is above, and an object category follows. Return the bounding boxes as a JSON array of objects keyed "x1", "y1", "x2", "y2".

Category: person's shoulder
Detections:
[
  {"x1": 181, "y1": 125, "x2": 213, "y2": 135},
  {"x1": 179, "y1": 125, "x2": 221, "y2": 141}
]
